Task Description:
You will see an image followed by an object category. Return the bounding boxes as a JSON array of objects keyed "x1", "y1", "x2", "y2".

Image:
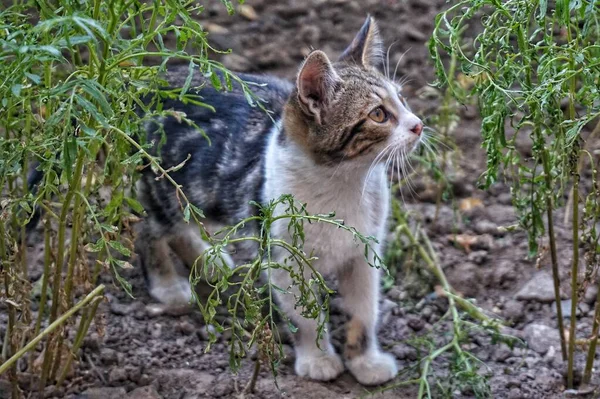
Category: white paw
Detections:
[
  {"x1": 346, "y1": 350, "x2": 398, "y2": 386},
  {"x1": 149, "y1": 275, "x2": 193, "y2": 306},
  {"x1": 295, "y1": 351, "x2": 344, "y2": 381}
]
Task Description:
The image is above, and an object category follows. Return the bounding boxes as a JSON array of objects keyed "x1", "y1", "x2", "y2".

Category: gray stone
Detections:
[
  {"x1": 81, "y1": 387, "x2": 127, "y2": 399},
  {"x1": 392, "y1": 344, "x2": 418, "y2": 361},
  {"x1": 516, "y1": 272, "x2": 558, "y2": 303},
  {"x1": 523, "y1": 324, "x2": 561, "y2": 355},
  {"x1": 491, "y1": 344, "x2": 513, "y2": 362},
  {"x1": 128, "y1": 386, "x2": 162, "y2": 399},
  {"x1": 474, "y1": 220, "x2": 498, "y2": 235},
  {"x1": 579, "y1": 302, "x2": 590, "y2": 316},
  {"x1": 551, "y1": 299, "x2": 587, "y2": 318},
  {"x1": 100, "y1": 348, "x2": 119, "y2": 365},
  {"x1": 467, "y1": 250, "x2": 488, "y2": 264},
  {"x1": 584, "y1": 284, "x2": 599, "y2": 305},
  {"x1": 108, "y1": 367, "x2": 128, "y2": 383},
  {"x1": 503, "y1": 299, "x2": 524, "y2": 323}
]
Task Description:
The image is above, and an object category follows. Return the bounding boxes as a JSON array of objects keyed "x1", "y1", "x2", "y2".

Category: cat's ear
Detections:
[
  {"x1": 338, "y1": 16, "x2": 383, "y2": 69},
  {"x1": 296, "y1": 50, "x2": 341, "y2": 124}
]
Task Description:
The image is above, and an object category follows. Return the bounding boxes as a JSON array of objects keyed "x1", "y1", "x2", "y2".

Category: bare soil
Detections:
[{"x1": 2, "y1": 0, "x2": 599, "y2": 398}]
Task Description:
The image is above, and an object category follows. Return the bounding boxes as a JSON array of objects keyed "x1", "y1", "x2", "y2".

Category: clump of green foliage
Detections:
[
  {"x1": 431, "y1": 0, "x2": 600, "y2": 389},
  {"x1": 0, "y1": 0, "x2": 261, "y2": 395}
]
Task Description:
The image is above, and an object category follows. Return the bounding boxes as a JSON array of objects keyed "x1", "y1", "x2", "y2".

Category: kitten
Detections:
[{"x1": 137, "y1": 16, "x2": 423, "y2": 385}]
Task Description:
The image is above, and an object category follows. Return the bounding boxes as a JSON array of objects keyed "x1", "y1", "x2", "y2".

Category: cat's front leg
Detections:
[
  {"x1": 339, "y1": 260, "x2": 398, "y2": 385},
  {"x1": 269, "y1": 265, "x2": 344, "y2": 381}
]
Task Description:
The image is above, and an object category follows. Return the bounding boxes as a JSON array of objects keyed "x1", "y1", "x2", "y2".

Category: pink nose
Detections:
[{"x1": 411, "y1": 122, "x2": 423, "y2": 136}]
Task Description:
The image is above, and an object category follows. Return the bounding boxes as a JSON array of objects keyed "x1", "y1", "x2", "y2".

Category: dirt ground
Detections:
[{"x1": 2, "y1": 0, "x2": 600, "y2": 398}]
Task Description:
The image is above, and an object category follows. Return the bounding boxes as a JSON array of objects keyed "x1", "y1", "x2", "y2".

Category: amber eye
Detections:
[{"x1": 368, "y1": 106, "x2": 388, "y2": 123}]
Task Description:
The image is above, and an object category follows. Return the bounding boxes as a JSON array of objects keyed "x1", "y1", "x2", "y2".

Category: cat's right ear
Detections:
[{"x1": 296, "y1": 50, "x2": 341, "y2": 125}]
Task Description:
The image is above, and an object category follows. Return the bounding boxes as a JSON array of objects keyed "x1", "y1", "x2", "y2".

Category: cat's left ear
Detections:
[
  {"x1": 338, "y1": 16, "x2": 383, "y2": 69},
  {"x1": 296, "y1": 50, "x2": 341, "y2": 125}
]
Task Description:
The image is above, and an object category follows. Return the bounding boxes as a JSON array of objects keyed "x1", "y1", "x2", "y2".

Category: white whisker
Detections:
[{"x1": 393, "y1": 48, "x2": 411, "y2": 83}]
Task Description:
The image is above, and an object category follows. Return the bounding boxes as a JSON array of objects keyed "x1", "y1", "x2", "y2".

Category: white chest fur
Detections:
[{"x1": 263, "y1": 122, "x2": 390, "y2": 274}]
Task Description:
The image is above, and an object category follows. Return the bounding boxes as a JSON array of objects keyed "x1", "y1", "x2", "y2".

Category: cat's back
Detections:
[{"x1": 140, "y1": 68, "x2": 293, "y2": 227}]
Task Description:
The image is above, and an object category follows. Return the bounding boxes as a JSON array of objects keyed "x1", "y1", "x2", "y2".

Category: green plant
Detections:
[
  {"x1": 369, "y1": 197, "x2": 507, "y2": 399},
  {"x1": 0, "y1": 0, "x2": 261, "y2": 395},
  {"x1": 431, "y1": 0, "x2": 600, "y2": 389}
]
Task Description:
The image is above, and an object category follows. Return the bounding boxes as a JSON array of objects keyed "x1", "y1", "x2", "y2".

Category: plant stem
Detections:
[
  {"x1": 0, "y1": 222, "x2": 19, "y2": 399},
  {"x1": 0, "y1": 285, "x2": 105, "y2": 376},
  {"x1": 567, "y1": 177, "x2": 579, "y2": 389},
  {"x1": 541, "y1": 149, "x2": 567, "y2": 361},
  {"x1": 56, "y1": 295, "x2": 102, "y2": 387},
  {"x1": 244, "y1": 359, "x2": 260, "y2": 394},
  {"x1": 583, "y1": 280, "x2": 600, "y2": 385}
]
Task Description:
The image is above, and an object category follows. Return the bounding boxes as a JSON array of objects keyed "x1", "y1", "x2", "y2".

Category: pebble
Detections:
[
  {"x1": 552, "y1": 299, "x2": 575, "y2": 318},
  {"x1": 128, "y1": 386, "x2": 162, "y2": 399},
  {"x1": 386, "y1": 286, "x2": 404, "y2": 301},
  {"x1": 126, "y1": 365, "x2": 142, "y2": 383},
  {"x1": 523, "y1": 324, "x2": 560, "y2": 355},
  {"x1": 474, "y1": 220, "x2": 498, "y2": 235},
  {"x1": 515, "y1": 272, "x2": 558, "y2": 303},
  {"x1": 492, "y1": 344, "x2": 513, "y2": 362},
  {"x1": 467, "y1": 250, "x2": 488, "y2": 265},
  {"x1": 584, "y1": 284, "x2": 599, "y2": 304},
  {"x1": 177, "y1": 319, "x2": 196, "y2": 336},
  {"x1": 391, "y1": 344, "x2": 418, "y2": 361},
  {"x1": 503, "y1": 299, "x2": 525, "y2": 323},
  {"x1": 108, "y1": 367, "x2": 128, "y2": 384},
  {"x1": 100, "y1": 348, "x2": 119, "y2": 365},
  {"x1": 82, "y1": 387, "x2": 127, "y2": 399},
  {"x1": 406, "y1": 314, "x2": 425, "y2": 331},
  {"x1": 110, "y1": 301, "x2": 131, "y2": 316}
]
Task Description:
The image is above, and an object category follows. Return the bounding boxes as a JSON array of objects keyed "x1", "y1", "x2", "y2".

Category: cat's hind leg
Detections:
[
  {"x1": 137, "y1": 227, "x2": 194, "y2": 306},
  {"x1": 339, "y1": 260, "x2": 398, "y2": 385}
]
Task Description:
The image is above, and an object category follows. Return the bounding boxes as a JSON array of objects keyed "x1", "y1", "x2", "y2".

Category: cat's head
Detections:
[{"x1": 284, "y1": 16, "x2": 423, "y2": 167}]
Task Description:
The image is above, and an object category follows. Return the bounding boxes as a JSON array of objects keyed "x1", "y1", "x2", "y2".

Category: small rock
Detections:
[
  {"x1": 387, "y1": 286, "x2": 403, "y2": 301},
  {"x1": 110, "y1": 302, "x2": 131, "y2": 316},
  {"x1": 81, "y1": 387, "x2": 127, "y2": 399},
  {"x1": 198, "y1": 324, "x2": 218, "y2": 341},
  {"x1": 494, "y1": 260, "x2": 518, "y2": 286},
  {"x1": 523, "y1": 324, "x2": 560, "y2": 355},
  {"x1": 391, "y1": 344, "x2": 418, "y2": 361},
  {"x1": 108, "y1": 367, "x2": 128, "y2": 384},
  {"x1": 100, "y1": 348, "x2": 119, "y2": 365},
  {"x1": 516, "y1": 272, "x2": 558, "y2": 303},
  {"x1": 467, "y1": 250, "x2": 488, "y2": 265},
  {"x1": 584, "y1": 285, "x2": 599, "y2": 305},
  {"x1": 422, "y1": 306, "x2": 433, "y2": 320},
  {"x1": 380, "y1": 299, "x2": 397, "y2": 326},
  {"x1": 474, "y1": 220, "x2": 498, "y2": 235},
  {"x1": 406, "y1": 315, "x2": 425, "y2": 331},
  {"x1": 145, "y1": 304, "x2": 166, "y2": 318},
  {"x1": 83, "y1": 332, "x2": 102, "y2": 351},
  {"x1": 126, "y1": 365, "x2": 142, "y2": 383},
  {"x1": 503, "y1": 299, "x2": 524, "y2": 323},
  {"x1": 148, "y1": 323, "x2": 162, "y2": 339},
  {"x1": 578, "y1": 302, "x2": 591, "y2": 316},
  {"x1": 211, "y1": 379, "x2": 234, "y2": 397},
  {"x1": 492, "y1": 344, "x2": 513, "y2": 362},
  {"x1": 506, "y1": 377, "x2": 521, "y2": 388},
  {"x1": 177, "y1": 319, "x2": 196, "y2": 336},
  {"x1": 128, "y1": 386, "x2": 162, "y2": 399},
  {"x1": 552, "y1": 299, "x2": 582, "y2": 318}
]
